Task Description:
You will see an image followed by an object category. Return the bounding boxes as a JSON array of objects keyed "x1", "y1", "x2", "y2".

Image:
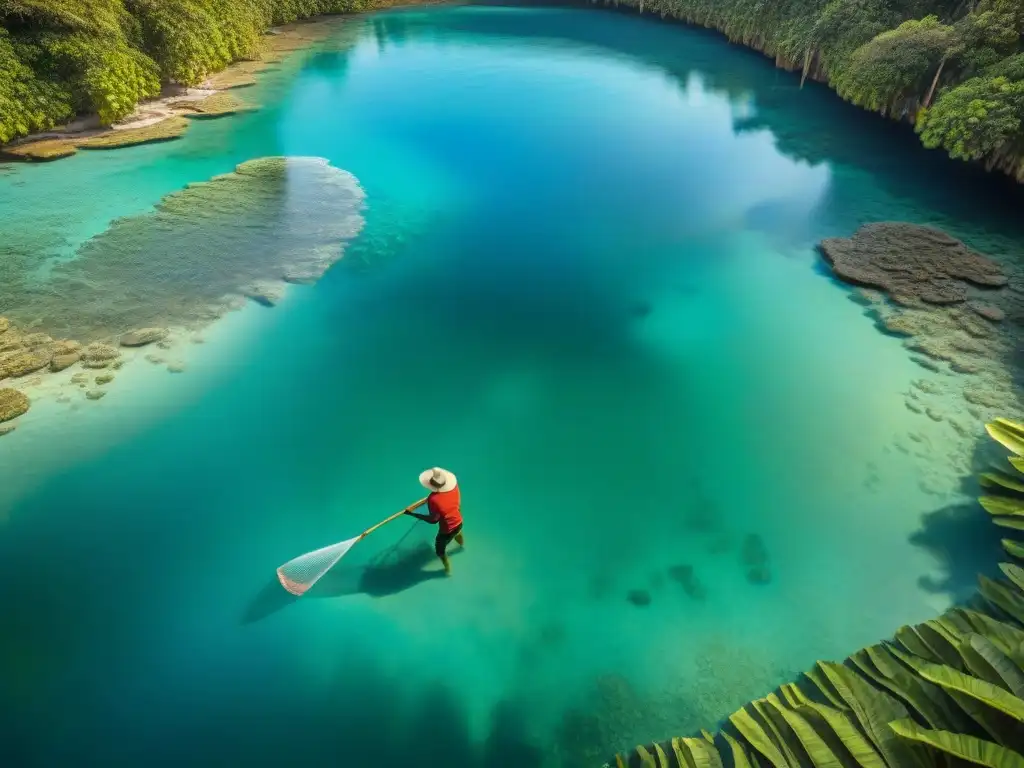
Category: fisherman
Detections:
[{"x1": 407, "y1": 466, "x2": 464, "y2": 575}]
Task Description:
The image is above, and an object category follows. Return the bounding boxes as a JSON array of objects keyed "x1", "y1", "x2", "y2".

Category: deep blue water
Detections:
[{"x1": 0, "y1": 6, "x2": 1018, "y2": 766}]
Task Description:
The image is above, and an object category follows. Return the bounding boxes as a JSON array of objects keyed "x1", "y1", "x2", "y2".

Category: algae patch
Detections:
[{"x1": 3, "y1": 157, "x2": 365, "y2": 342}]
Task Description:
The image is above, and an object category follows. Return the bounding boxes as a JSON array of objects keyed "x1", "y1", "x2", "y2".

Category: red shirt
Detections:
[{"x1": 427, "y1": 487, "x2": 462, "y2": 533}]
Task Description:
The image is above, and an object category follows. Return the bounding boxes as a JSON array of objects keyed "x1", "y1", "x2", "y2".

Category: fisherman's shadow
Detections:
[{"x1": 241, "y1": 541, "x2": 461, "y2": 624}]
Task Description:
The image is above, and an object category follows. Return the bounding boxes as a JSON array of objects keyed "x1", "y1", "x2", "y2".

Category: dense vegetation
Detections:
[
  {"x1": 0, "y1": 0, "x2": 383, "y2": 144},
  {"x1": 613, "y1": 0, "x2": 1024, "y2": 180},
  {"x1": 616, "y1": 417, "x2": 1024, "y2": 768}
]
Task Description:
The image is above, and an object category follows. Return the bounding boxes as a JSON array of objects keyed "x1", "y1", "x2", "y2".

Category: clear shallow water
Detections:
[{"x1": 0, "y1": 6, "x2": 1020, "y2": 765}]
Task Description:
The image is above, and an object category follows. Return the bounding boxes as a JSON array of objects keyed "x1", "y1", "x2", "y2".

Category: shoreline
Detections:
[{"x1": 0, "y1": 17, "x2": 345, "y2": 163}]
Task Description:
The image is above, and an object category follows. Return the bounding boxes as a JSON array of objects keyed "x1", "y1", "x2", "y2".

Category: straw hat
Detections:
[{"x1": 419, "y1": 467, "x2": 458, "y2": 493}]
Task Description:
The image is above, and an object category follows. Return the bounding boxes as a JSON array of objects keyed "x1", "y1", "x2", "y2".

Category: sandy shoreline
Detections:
[{"x1": 0, "y1": 17, "x2": 345, "y2": 162}]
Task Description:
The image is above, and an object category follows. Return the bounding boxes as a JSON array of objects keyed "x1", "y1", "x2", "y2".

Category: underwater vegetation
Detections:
[
  {"x1": 614, "y1": 417, "x2": 1024, "y2": 767},
  {"x1": 1, "y1": 156, "x2": 363, "y2": 342}
]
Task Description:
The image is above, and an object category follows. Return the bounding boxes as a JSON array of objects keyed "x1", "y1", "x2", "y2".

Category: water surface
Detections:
[{"x1": 0, "y1": 6, "x2": 1017, "y2": 765}]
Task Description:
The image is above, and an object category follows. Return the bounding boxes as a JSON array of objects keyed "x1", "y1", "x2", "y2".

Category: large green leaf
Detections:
[
  {"x1": 994, "y1": 419, "x2": 1024, "y2": 441},
  {"x1": 917, "y1": 662, "x2": 1024, "y2": 722},
  {"x1": 994, "y1": 517, "x2": 1024, "y2": 531},
  {"x1": 680, "y1": 736, "x2": 724, "y2": 768},
  {"x1": 819, "y1": 661, "x2": 927, "y2": 768},
  {"x1": 988, "y1": 421, "x2": 1024, "y2": 457},
  {"x1": 980, "y1": 576, "x2": 1024, "y2": 624},
  {"x1": 807, "y1": 665, "x2": 849, "y2": 710},
  {"x1": 635, "y1": 745, "x2": 656, "y2": 767},
  {"x1": 722, "y1": 731, "x2": 757, "y2": 768},
  {"x1": 1000, "y1": 564, "x2": 1024, "y2": 594},
  {"x1": 964, "y1": 634, "x2": 1024, "y2": 698},
  {"x1": 889, "y1": 718, "x2": 1024, "y2": 768},
  {"x1": 1010, "y1": 457, "x2": 1024, "y2": 475},
  {"x1": 1004, "y1": 540, "x2": 1024, "y2": 560},
  {"x1": 787, "y1": 695, "x2": 887, "y2": 766},
  {"x1": 982, "y1": 497, "x2": 1024, "y2": 517},
  {"x1": 983, "y1": 474, "x2": 1024, "y2": 494},
  {"x1": 765, "y1": 693, "x2": 843, "y2": 767},
  {"x1": 730, "y1": 706, "x2": 791, "y2": 768},
  {"x1": 865, "y1": 644, "x2": 962, "y2": 729},
  {"x1": 896, "y1": 625, "x2": 942, "y2": 662},
  {"x1": 752, "y1": 699, "x2": 806, "y2": 767},
  {"x1": 956, "y1": 610, "x2": 1024, "y2": 656},
  {"x1": 916, "y1": 622, "x2": 967, "y2": 670}
]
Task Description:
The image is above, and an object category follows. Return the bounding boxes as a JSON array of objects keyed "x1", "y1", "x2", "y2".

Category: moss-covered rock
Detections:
[
  {"x1": 120, "y1": 328, "x2": 168, "y2": 347},
  {"x1": 78, "y1": 117, "x2": 190, "y2": 150},
  {"x1": 0, "y1": 388, "x2": 29, "y2": 422}
]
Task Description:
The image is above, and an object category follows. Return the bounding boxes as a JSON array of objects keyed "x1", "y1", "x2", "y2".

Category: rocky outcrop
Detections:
[
  {"x1": 0, "y1": 388, "x2": 29, "y2": 423},
  {"x1": 120, "y1": 328, "x2": 168, "y2": 347},
  {"x1": 819, "y1": 223, "x2": 1007, "y2": 306}
]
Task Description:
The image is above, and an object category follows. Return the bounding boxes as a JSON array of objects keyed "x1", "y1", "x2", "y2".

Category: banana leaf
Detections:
[
  {"x1": 765, "y1": 693, "x2": 844, "y2": 767},
  {"x1": 865, "y1": 644, "x2": 962, "y2": 729},
  {"x1": 791, "y1": 697, "x2": 887, "y2": 768},
  {"x1": 979, "y1": 576, "x2": 1024, "y2": 624},
  {"x1": 917, "y1": 622, "x2": 968, "y2": 670},
  {"x1": 982, "y1": 474, "x2": 1024, "y2": 494},
  {"x1": 782, "y1": 683, "x2": 807, "y2": 708},
  {"x1": 999, "y1": 564, "x2": 1024, "y2": 594},
  {"x1": 671, "y1": 738, "x2": 692, "y2": 768},
  {"x1": 722, "y1": 731, "x2": 757, "y2": 768},
  {"x1": 964, "y1": 635, "x2": 1024, "y2": 698},
  {"x1": 917, "y1": 662, "x2": 1024, "y2": 722},
  {"x1": 731, "y1": 706, "x2": 791, "y2": 768},
  {"x1": 955, "y1": 611, "x2": 1024, "y2": 656},
  {"x1": 993, "y1": 518, "x2": 1024, "y2": 531},
  {"x1": 654, "y1": 742, "x2": 671, "y2": 766},
  {"x1": 988, "y1": 422, "x2": 1024, "y2": 457},
  {"x1": 981, "y1": 497, "x2": 1024, "y2": 517},
  {"x1": 993, "y1": 419, "x2": 1024, "y2": 441},
  {"x1": 1004, "y1": 540, "x2": 1024, "y2": 560},
  {"x1": 753, "y1": 699, "x2": 807, "y2": 767},
  {"x1": 682, "y1": 737, "x2": 724, "y2": 768},
  {"x1": 819, "y1": 661, "x2": 928, "y2": 768},
  {"x1": 807, "y1": 664, "x2": 849, "y2": 709},
  {"x1": 636, "y1": 744, "x2": 657, "y2": 767},
  {"x1": 701, "y1": 730, "x2": 715, "y2": 744},
  {"x1": 897, "y1": 625, "x2": 943, "y2": 662},
  {"x1": 1011, "y1": 457, "x2": 1024, "y2": 474},
  {"x1": 889, "y1": 718, "x2": 1024, "y2": 768}
]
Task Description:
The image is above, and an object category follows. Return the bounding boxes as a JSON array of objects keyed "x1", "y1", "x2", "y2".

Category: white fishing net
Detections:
[{"x1": 276, "y1": 536, "x2": 360, "y2": 596}]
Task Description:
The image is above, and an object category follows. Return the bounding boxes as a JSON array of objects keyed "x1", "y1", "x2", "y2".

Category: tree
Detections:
[
  {"x1": 833, "y1": 15, "x2": 958, "y2": 112},
  {"x1": 917, "y1": 75, "x2": 1024, "y2": 160}
]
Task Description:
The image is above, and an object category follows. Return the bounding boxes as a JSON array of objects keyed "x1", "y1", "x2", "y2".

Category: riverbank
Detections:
[
  {"x1": 580, "y1": 0, "x2": 1024, "y2": 184},
  {"x1": 0, "y1": 19, "x2": 340, "y2": 162}
]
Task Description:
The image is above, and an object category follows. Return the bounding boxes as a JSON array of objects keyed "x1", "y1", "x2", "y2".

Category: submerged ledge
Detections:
[{"x1": 0, "y1": 156, "x2": 364, "y2": 434}]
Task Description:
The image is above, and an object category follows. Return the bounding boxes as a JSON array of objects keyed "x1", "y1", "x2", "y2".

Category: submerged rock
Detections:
[
  {"x1": 120, "y1": 328, "x2": 168, "y2": 347},
  {"x1": 51, "y1": 352, "x2": 81, "y2": 372},
  {"x1": 626, "y1": 589, "x2": 651, "y2": 607},
  {"x1": 970, "y1": 302, "x2": 1005, "y2": 323},
  {"x1": 667, "y1": 564, "x2": 707, "y2": 600},
  {"x1": 95, "y1": 374, "x2": 114, "y2": 385},
  {"x1": 819, "y1": 223, "x2": 1007, "y2": 305},
  {"x1": 0, "y1": 388, "x2": 30, "y2": 422},
  {"x1": 85, "y1": 389, "x2": 106, "y2": 401},
  {"x1": 82, "y1": 343, "x2": 120, "y2": 362},
  {"x1": 0, "y1": 351, "x2": 49, "y2": 378},
  {"x1": 0, "y1": 317, "x2": 9, "y2": 334},
  {"x1": 0, "y1": 423, "x2": 15, "y2": 437}
]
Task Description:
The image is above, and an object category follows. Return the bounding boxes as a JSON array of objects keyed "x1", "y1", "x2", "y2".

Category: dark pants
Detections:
[{"x1": 435, "y1": 524, "x2": 463, "y2": 558}]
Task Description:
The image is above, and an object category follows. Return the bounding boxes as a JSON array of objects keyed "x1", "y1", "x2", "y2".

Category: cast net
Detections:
[{"x1": 276, "y1": 536, "x2": 361, "y2": 596}]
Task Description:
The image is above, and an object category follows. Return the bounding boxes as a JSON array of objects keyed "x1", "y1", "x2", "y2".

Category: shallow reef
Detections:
[{"x1": 2, "y1": 156, "x2": 364, "y2": 343}]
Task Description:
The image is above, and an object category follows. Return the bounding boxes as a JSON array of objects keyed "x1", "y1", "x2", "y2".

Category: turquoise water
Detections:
[{"x1": 1, "y1": 6, "x2": 1020, "y2": 765}]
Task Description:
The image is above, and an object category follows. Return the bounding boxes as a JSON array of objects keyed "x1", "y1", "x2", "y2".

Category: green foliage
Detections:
[
  {"x1": 810, "y1": 0, "x2": 901, "y2": 75},
  {"x1": 0, "y1": 0, "x2": 392, "y2": 144},
  {"x1": 833, "y1": 15, "x2": 957, "y2": 111},
  {"x1": 918, "y1": 76, "x2": 1024, "y2": 160},
  {"x1": 0, "y1": 26, "x2": 72, "y2": 142}
]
